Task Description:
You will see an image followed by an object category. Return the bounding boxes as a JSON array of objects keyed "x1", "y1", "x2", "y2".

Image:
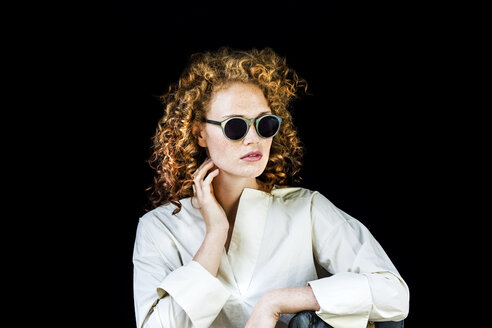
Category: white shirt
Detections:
[{"x1": 133, "y1": 187, "x2": 409, "y2": 328}]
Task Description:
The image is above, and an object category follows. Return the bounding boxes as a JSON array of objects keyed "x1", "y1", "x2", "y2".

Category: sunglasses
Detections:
[{"x1": 204, "y1": 114, "x2": 283, "y2": 141}]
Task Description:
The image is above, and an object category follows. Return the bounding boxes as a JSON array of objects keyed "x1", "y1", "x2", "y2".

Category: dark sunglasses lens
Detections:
[
  {"x1": 258, "y1": 116, "x2": 280, "y2": 138},
  {"x1": 224, "y1": 118, "x2": 248, "y2": 140}
]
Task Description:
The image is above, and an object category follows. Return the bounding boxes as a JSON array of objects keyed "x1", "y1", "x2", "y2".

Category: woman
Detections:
[{"x1": 133, "y1": 47, "x2": 409, "y2": 328}]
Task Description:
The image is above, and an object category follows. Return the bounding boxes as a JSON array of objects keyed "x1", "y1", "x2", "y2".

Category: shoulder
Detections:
[
  {"x1": 308, "y1": 190, "x2": 362, "y2": 229},
  {"x1": 136, "y1": 197, "x2": 199, "y2": 238},
  {"x1": 139, "y1": 201, "x2": 179, "y2": 227},
  {"x1": 269, "y1": 187, "x2": 319, "y2": 216},
  {"x1": 271, "y1": 186, "x2": 334, "y2": 208},
  {"x1": 273, "y1": 187, "x2": 351, "y2": 225},
  {"x1": 269, "y1": 187, "x2": 352, "y2": 231},
  {"x1": 271, "y1": 186, "x2": 316, "y2": 201}
]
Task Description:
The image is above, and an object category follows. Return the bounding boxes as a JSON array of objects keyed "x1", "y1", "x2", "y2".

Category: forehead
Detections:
[{"x1": 208, "y1": 82, "x2": 270, "y2": 119}]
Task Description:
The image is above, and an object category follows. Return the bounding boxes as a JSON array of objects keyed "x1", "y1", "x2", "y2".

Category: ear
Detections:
[{"x1": 192, "y1": 122, "x2": 207, "y2": 148}]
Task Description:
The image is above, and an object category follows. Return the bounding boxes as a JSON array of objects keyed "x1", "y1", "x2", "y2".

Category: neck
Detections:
[{"x1": 212, "y1": 172, "x2": 260, "y2": 222}]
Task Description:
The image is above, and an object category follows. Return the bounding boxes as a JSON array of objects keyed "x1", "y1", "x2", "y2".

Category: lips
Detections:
[{"x1": 240, "y1": 151, "x2": 263, "y2": 162}]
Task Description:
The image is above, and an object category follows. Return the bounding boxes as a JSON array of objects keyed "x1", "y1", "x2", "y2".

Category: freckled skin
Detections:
[{"x1": 198, "y1": 82, "x2": 273, "y2": 180}]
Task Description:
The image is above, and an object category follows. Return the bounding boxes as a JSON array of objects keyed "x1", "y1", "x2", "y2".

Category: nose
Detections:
[{"x1": 242, "y1": 122, "x2": 261, "y2": 144}]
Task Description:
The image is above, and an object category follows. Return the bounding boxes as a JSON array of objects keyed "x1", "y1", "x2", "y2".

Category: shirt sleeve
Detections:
[
  {"x1": 307, "y1": 192, "x2": 409, "y2": 328},
  {"x1": 133, "y1": 217, "x2": 231, "y2": 328}
]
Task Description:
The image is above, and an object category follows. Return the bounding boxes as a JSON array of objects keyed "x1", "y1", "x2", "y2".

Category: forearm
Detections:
[
  {"x1": 192, "y1": 229, "x2": 227, "y2": 277},
  {"x1": 266, "y1": 286, "x2": 320, "y2": 314}
]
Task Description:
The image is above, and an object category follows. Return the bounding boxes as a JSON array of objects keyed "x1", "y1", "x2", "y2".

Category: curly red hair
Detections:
[{"x1": 148, "y1": 47, "x2": 306, "y2": 214}]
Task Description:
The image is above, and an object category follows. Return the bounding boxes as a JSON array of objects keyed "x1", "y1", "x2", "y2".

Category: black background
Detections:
[{"x1": 35, "y1": 1, "x2": 465, "y2": 327}]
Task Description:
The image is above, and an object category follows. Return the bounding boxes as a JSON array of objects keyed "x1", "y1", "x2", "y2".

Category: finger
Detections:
[
  {"x1": 193, "y1": 179, "x2": 203, "y2": 200},
  {"x1": 195, "y1": 157, "x2": 212, "y2": 172},
  {"x1": 194, "y1": 160, "x2": 215, "y2": 184},
  {"x1": 194, "y1": 162, "x2": 215, "y2": 189},
  {"x1": 191, "y1": 184, "x2": 202, "y2": 209},
  {"x1": 193, "y1": 158, "x2": 213, "y2": 178},
  {"x1": 202, "y1": 168, "x2": 219, "y2": 191},
  {"x1": 192, "y1": 183, "x2": 198, "y2": 199}
]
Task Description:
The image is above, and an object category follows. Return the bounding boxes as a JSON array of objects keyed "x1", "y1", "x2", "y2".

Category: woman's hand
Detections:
[
  {"x1": 191, "y1": 158, "x2": 229, "y2": 277},
  {"x1": 192, "y1": 158, "x2": 229, "y2": 233},
  {"x1": 245, "y1": 287, "x2": 320, "y2": 328},
  {"x1": 244, "y1": 295, "x2": 280, "y2": 328}
]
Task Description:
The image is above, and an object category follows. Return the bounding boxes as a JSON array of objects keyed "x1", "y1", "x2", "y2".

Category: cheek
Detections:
[
  {"x1": 203, "y1": 128, "x2": 273, "y2": 174},
  {"x1": 203, "y1": 128, "x2": 230, "y2": 158},
  {"x1": 264, "y1": 139, "x2": 273, "y2": 154},
  {"x1": 208, "y1": 140, "x2": 230, "y2": 159}
]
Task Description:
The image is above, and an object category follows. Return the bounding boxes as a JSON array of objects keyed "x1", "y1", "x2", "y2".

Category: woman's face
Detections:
[{"x1": 197, "y1": 82, "x2": 273, "y2": 180}]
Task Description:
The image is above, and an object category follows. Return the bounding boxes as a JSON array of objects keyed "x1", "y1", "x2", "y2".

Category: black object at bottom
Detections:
[{"x1": 288, "y1": 311, "x2": 404, "y2": 328}]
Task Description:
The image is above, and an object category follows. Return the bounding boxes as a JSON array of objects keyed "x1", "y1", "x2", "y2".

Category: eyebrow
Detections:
[{"x1": 222, "y1": 111, "x2": 272, "y2": 119}]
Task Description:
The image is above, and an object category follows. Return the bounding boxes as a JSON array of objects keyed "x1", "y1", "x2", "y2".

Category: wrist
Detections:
[
  {"x1": 262, "y1": 290, "x2": 282, "y2": 315},
  {"x1": 206, "y1": 226, "x2": 229, "y2": 240},
  {"x1": 262, "y1": 286, "x2": 320, "y2": 314}
]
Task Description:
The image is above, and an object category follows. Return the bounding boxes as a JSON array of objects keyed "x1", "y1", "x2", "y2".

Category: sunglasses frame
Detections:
[{"x1": 204, "y1": 114, "x2": 283, "y2": 141}]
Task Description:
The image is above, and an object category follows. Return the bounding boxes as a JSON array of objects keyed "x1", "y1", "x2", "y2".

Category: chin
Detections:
[
  {"x1": 216, "y1": 157, "x2": 269, "y2": 179},
  {"x1": 238, "y1": 163, "x2": 267, "y2": 178}
]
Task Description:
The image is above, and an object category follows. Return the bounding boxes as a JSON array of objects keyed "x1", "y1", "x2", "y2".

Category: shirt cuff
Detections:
[
  {"x1": 158, "y1": 260, "x2": 231, "y2": 328},
  {"x1": 308, "y1": 272, "x2": 372, "y2": 328}
]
